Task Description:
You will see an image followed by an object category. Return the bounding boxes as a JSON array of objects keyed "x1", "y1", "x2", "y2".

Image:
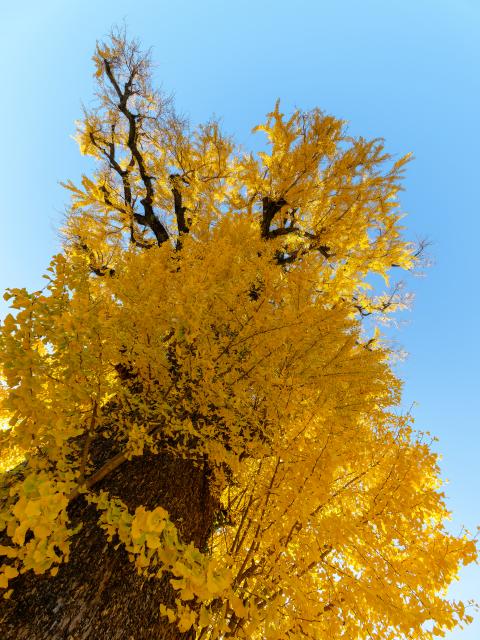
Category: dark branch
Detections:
[
  {"x1": 170, "y1": 173, "x2": 189, "y2": 235},
  {"x1": 266, "y1": 226, "x2": 300, "y2": 239},
  {"x1": 78, "y1": 242, "x2": 115, "y2": 277},
  {"x1": 261, "y1": 196, "x2": 287, "y2": 238},
  {"x1": 102, "y1": 57, "x2": 169, "y2": 246}
]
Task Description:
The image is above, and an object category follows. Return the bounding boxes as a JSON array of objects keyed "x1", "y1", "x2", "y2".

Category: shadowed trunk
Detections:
[{"x1": 0, "y1": 450, "x2": 219, "y2": 639}]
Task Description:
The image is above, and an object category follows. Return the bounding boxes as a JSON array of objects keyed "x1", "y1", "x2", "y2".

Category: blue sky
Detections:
[{"x1": 1, "y1": 1, "x2": 479, "y2": 636}]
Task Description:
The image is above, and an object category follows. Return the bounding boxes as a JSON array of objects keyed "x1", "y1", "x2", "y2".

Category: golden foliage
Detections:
[{"x1": 0, "y1": 32, "x2": 476, "y2": 638}]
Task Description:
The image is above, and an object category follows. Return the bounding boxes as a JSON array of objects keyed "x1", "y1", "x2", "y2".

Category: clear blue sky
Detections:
[{"x1": 1, "y1": 1, "x2": 478, "y2": 636}]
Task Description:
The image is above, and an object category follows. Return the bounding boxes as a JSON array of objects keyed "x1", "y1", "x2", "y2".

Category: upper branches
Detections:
[
  {"x1": 64, "y1": 31, "x2": 235, "y2": 262},
  {"x1": 63, "y1": 31, "x2": 418, "y2": 327},
  {"x1": 76, "y1": 33, "x2": 170, "y2": 247}
]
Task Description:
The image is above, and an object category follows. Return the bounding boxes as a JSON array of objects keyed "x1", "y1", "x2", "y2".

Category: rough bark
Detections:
[{"x1": 0, "y1": 450, "x2": 219, "y2": 640}]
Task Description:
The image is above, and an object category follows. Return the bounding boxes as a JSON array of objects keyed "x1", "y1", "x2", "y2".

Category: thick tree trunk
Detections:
[{"x1": 0, "y1": 450, "x2": 219, "y2": 639}]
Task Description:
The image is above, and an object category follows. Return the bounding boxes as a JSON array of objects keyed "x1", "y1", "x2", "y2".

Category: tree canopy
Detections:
[{"x1": 0, "y1": 32, "x2": 476, "y2": 639}]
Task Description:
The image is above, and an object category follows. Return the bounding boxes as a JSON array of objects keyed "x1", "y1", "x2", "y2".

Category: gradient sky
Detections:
[{"x1": 1, "y1": 1, "x2": 479, "y2": 637}]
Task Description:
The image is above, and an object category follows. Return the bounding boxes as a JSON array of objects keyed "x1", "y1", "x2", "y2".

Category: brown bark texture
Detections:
[{"x1": 0, "y1": 450, "x2": 219, "y2": 640}]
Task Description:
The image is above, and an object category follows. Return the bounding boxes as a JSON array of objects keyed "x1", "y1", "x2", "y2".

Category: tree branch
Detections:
[
  {"x1": 102, "y1": 57, "x2": 169, "y2": 246},
  {"x1": 261, "y1": 196, "x2": 287, "y2": 238},
  {"x1": 170, "y1": 173, "x2": 189, "y2": 236}
]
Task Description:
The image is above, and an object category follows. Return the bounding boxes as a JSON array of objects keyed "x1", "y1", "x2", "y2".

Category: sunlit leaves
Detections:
[{"x1": 0, "y1": 31, "x2": 476, "y2": 637}]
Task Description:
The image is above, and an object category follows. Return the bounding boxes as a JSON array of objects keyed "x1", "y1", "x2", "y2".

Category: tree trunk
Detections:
[{"x1": 0, "y1": 450, "x2": 219, "y2": 639}]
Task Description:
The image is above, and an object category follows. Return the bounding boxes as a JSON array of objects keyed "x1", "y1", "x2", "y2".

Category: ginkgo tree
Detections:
[{"x1": 0, "y1": 31, "x2": 476, "y2": 640}]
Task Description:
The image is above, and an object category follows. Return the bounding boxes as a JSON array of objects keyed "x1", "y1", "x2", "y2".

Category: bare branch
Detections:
[{"x1": 102, "y1": 56, "x2": 169, "y2": 246}]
